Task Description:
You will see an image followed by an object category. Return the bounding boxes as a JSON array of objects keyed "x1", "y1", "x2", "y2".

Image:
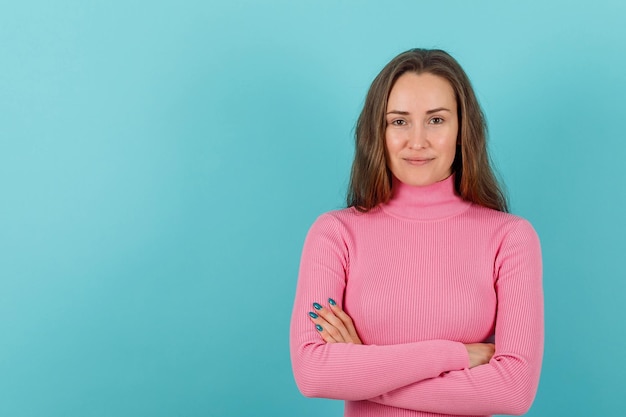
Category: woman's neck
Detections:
[{"x1": 381, "y1": 175, "x2": 471, "y2": 220}]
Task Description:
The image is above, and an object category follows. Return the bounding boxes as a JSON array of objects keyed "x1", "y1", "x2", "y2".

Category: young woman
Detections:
[{"x1": 290, "y1": 48, "x2": 543, "y2": 417}]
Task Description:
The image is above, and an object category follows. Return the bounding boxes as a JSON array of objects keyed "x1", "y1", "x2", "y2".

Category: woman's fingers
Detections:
[
  {"x1": 308, "y1": 311, "x2": 341, "y2": 343},
  {"x1": 307, "y1": 300, "x2": 362, "y2": 344},
  {"x1": 328, "y1": 299, "x2": 362, "y2": 344},
  {"x1": 464, "y1": 343, "x2": 496, "y2": 368},
  {"x1": 309, "y1": 303, "x2": 347, "y2": 343},
  {"x1": 315, "y1": 322, "x2": 339, "y2": 343},
  {"x1": 314, "y1": 301, "x2": 354, "y2": 342}
]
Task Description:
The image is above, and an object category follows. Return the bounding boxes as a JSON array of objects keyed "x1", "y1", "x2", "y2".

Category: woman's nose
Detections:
[{"x1": 408, "y1": 126, "x2": 428, "y2": 149}]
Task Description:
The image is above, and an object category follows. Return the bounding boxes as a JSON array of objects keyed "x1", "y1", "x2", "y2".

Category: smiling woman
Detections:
[
  {"x1": 384, "y1": 72, "x2": 459, "y2": 187},
  {"x1": 289, "y1": 49, "x2": 544, "y2": 417}
]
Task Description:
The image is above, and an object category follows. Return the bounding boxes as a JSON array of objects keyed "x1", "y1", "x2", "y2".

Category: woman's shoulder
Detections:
[
  {"x1": 314, "y1": 206, "x2": 383, "y2": 224},
  {"x1": 467, "y1": 204, "x2": 539, "y2": 239},
  {"x1": 306, "y1": 206, "x2": 382, "y2": 235}
]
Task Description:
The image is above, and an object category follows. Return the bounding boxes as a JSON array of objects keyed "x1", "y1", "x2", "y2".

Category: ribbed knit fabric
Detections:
[{"x1": 290, "y1": 175, "x2": 543, "y2": 417}]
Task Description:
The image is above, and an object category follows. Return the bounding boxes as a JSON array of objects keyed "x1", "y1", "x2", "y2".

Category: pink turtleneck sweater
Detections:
[{"x1": 290, "y1": 175, "x2": 543, "y2": 417}]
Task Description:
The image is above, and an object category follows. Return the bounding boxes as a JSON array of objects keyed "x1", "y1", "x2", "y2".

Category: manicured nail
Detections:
[
  {"x1": 313, "y1": 302, "x2": 322, "y2": 310},
  {"x1": 328, "y1": 298, "x2": 336, "y2": 306},
  {"x1": 308, "y1": 312, "x2": 318, "y2": 319},
  {"x1": 315, "y1": 324, "x2": 323, "y2": 332}
]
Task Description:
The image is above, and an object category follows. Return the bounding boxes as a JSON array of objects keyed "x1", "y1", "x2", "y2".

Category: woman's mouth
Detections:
[{"x1": 404, "y1": 157, "x2": 433, "y2": 166}]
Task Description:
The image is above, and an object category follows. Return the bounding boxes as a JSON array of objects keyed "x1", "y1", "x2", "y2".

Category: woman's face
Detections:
[{"x1": 385, "y1": 72, "x2": 459, "y2": 187}]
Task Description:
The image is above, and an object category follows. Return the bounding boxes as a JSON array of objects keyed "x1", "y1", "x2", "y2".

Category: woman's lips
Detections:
[{"x1": 404, "y1": 157, "x2": 433, "y2": 166}]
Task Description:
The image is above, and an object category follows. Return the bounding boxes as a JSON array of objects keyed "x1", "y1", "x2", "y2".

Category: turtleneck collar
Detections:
[{"x1": 381, "y1": 174, "x2": 472, "y2": 221}]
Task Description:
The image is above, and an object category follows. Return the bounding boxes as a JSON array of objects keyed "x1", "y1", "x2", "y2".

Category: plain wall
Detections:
[{"x1": 1, "y1": 1, "x2": 625, "y2": 416}]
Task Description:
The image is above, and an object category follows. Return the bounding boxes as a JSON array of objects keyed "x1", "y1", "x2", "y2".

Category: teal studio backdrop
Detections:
[{"x1": 1, "y1": 1, "x2": 625, "y2": 416}]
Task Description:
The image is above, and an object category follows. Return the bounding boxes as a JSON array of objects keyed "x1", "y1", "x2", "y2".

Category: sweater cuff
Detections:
[{"x1": 407, "y1": 340, "x2": 469, "y2": 376}]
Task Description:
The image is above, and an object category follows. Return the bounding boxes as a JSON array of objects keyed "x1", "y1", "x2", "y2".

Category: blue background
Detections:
[{"x1": 1, "y1": 1, "x2": 625, "y2": 416}]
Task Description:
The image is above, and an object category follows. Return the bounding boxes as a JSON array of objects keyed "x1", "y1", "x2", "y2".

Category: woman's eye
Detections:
[
  {"x1": 430, "y1": 117, "x2": 444, "y2": 125},
  {"x1": 390, "y1": 119, "x2": 406, "y2": 126}
]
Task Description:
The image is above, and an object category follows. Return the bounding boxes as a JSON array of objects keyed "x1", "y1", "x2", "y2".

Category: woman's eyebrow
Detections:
[
  {"x1": 386, "y1": 107, "x2": 452, "y2": 115},
  {"x1": 426, "y1": 107, "x2": 452, "y2": 114}
]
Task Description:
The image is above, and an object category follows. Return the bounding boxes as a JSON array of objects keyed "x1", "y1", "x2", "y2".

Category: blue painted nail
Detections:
[
  {"x1": 313, "y1": 302, "x2": 322, "y2": 310},
  {"x1": 328, "y1": 298, "x2": 336, "y2": 306},
  {"x1": 315, "y1": 324, "x2": 323, "y2": 332},
  {"x1": 308, "y1": 312, "x2": 318, "y2": 319}
]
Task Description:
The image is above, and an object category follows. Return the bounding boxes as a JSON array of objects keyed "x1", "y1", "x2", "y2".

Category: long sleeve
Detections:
[
  {"x1": 290, "y1": 213, "x2": 470, "y2": 401},
  {"x1": 368, "y1": 219, "x2": 544, "y2": 415}
]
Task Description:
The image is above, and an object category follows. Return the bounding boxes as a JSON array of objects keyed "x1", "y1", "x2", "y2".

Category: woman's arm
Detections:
[
  {"x1": 311, "y1": 301, "x2": 494, "y2": 369},
  {"x1": 367, "y1": 219, "x2": 544, "y2": 415},
  {"x1": 290, "y1": 213, "x2": 470, "y2": 401}
]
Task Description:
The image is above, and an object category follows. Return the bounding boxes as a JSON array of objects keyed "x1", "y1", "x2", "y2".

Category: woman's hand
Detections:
[
  {"x1": 308, "y1": 299, "x2": 362, "y2": 344},
  {"x1": 464, "y1": 343, "x2": 495, "y2": 368}
]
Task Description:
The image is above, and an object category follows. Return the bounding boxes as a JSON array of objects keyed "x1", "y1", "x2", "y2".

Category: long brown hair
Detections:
[{"x1": 347, "y1": 48, "x2": 508, "y2": 212}]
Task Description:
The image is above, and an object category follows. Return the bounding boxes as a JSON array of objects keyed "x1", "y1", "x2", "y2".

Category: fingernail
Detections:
[
  {"x1": 313, "y1": 302, "x2": 322, "y2": 310},
  {"x1": 308, "y1": 312, "x2": 318, "y2": 319},
  {"x1": 328, "y1": 298, "x2": 336, "y2": 306},
  {"x1": 315, "y1": 324, "x2": 323, "y2": 332}
]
